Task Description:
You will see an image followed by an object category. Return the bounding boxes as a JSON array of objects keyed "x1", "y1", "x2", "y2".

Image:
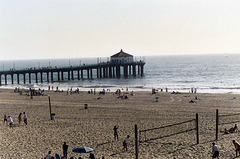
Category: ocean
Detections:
[{"x1": 0, "y1": 54, "x2": 240, "y2": 94}]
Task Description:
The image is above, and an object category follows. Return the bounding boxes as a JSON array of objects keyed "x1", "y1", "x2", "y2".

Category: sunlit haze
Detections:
[{"x1": 0, "y1": 0, "x2": 240, "y2": 60}]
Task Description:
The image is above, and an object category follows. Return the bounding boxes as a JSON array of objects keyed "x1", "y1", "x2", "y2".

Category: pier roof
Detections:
[{"x1": 111, "y1": 49, "x2": 133, "y2": 57}]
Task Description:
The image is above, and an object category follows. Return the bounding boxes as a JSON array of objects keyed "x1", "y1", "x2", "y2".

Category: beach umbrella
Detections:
[{"x1": 72, "y1": 147, "x2": 93, "y2": 153}]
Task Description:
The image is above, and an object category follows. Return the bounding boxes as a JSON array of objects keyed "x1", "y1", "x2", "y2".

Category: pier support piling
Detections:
[
  {"x1": 10, "y1": 74, "x2": 13, "y2": 84},
  {"x1": 5, "y1": 74, "x2": 7, "y2": 85},
  {"x1": 40, "y1": 72, "x2": 43, "y2": 83},
  {"x1": 17, "y1": 74, "x2": 19, "y2": 84},
  {"x1": 35, "y1": 73, "x2": 38, "y2": 83},
  {"x1": 29, "y1": 73, "x2": 31, "y2": 83},
  {"x1": 23, "y1": 73, "x2": 26, "y2": 84}
]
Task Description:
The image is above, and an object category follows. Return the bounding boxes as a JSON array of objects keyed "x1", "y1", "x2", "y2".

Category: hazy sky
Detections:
[{"x1": 0, "y1": 0, "x2": 240, "y2": 60}]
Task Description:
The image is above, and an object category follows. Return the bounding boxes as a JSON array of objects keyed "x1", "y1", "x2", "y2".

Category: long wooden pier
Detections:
[{"x1": 0, "y1": 61, "x2": 145, "y2": 85}]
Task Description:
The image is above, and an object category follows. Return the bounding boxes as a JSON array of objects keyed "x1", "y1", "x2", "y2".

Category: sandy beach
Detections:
[{"x1": 1, "y1": 88, "x2": 240, "y2": 158}]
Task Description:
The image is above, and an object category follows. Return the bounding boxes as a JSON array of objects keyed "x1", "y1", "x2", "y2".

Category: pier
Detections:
[
  {"x1": 0, "y1": 50, "x2": 145, "y2": 85},
  {"x1": 0, "y1": 61, "x2": 145, "y2": 85}
]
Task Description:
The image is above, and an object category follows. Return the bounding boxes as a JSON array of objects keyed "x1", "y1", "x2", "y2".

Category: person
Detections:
[
  {"x1": 212, "y1": 142, "x2": 219, "y2": 159},
  {"x1": 23, "y1": 112, "x2": 27, "y2": 125},
  {"x1": 46, "y1": 151, "x2": 52, "y2": 159},
  {"x1": 123, "y1": 135, "x2": 130, "y2": 151},
  {"x1": 55, "y1": 153, "x2": 61, "y2": 159},
  {"x1": 113, "y1": 125, "x2": 119, "y2": 141},
  {"x1": 3, "y1": 114, "x2": 7, "y2": 124},
  {"x1": 62, "y1": 142, "x2": 68, "y2": 159},
  {"x1": 233, "y1": 124, "x2": 238, "y2": 132},
  {"x1": 89, "y1": 153, "x2": 95, "y2": 159},
  {"x1": 7, "y1": 116, "x2": 13, "y2": 128},
  {"x1": 233, "y1": 140, "x2": 240, "y2": 157},
  {"x1": 224, "y1": 128, "x2": 229, "y2": 134},
  {"x1": 18, "y1": 113, "x2": 22, "y2": 124},
  {"x1": 228, "y1": 124, "x2": 238, "y2": 133}
]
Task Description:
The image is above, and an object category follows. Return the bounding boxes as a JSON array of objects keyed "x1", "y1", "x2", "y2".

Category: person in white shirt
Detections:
[
  {"x1": 23, "y1": 112, "x2": 27, "y2": 125},
  {"x1": 123, "y1": 135, "x2": 130, "y2": 151},
  {"x1": 212, "y1": 142, "x2": 219, "y2": 159},
  {"x1": 7, "y1": 116, "x2": 13, "y2": 128}
]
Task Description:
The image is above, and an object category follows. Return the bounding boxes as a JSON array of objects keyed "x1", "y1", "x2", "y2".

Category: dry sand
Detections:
[{"x1": 1, "y1": 88, "x2": 240, "y2": 158}]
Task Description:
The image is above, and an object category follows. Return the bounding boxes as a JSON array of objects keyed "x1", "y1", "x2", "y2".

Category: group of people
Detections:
[
  {"x1": 212, "y1": 124, "x2": 240, "y2": 158},
  {"x1": 212, "y1": 140, "x2": 240, "y2": 159},
  {"x1": 46, "y1": 142, "x2": 95, "y2": 159},
  {"x1": 113, "y1": 125, "x2": 130, "y2": 151},
  {"x1": 224, "y1": 124, "x2": 238, "y2": 134},
  {"x1": 190, "y1": 87, "x2": 197, "y2": 93},
  {"x1": 46, "y1": 142, "x2": 69, "y2": 159},
  {"x1": 3, "y1": 112, "x2": 27, "y2": 128},
  {"x1": 44, "y1": 125, "x2": 129, "y2": 159}
]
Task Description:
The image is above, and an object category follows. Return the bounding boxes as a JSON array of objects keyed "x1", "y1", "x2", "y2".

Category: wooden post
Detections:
[
  {"x1": 11, "y1": 74, "x2": 14, "y2": 84},
  {"x1": 23, "y1": 73, "x2": 26, "y2": 84},
  {"x1": 58, "y1": 71, "x2": 60, "y2": 81},
  {"x1": 40, "y1": 72, "x2": 43, "y2": 83},
  {"x1": 51, "y1": 71, "x2": 53, "y2": 82},
  {"x1": 29, "y1": 73, "x2": 31, "y2": 83},
  {"x1": 61, "y1": 71, "x2": 64, "y2": 81},
  {"x1": 135, "y1": 124, "x2": 139, "y2": 159},
  {"x1": 196, "y1": 113, "x2": 199, "y2": 144},
  {"x1": 87, "y1": 69, "x2": 90, "y2": 79},
  {"x1": 216, "y1": 109, "x2": 219, "y2": 140},
  {"x1": 71, "y1": 70, "x2": 74, "y2": 80},
  {"x1": 5, "y1": 74, "x2": 7, "y2": 85},
  {"x1": 68, "y1": 71, "x2": 70, "y2": 80},
  {"x1": 81, "y1": 69, "x2": 83, "y2": 79},
  {"x1": 17, "y1": 73, "x2": 19, "y2": 84},
  {"x1": 47, "y1": 72, "x2": 49, "y2": 82},
  {"x1": 35, "y1": 72, "x2": 38, "y2": 83},
  {"x1": 49, "y1": 96, "x2": 52, "y2": 120},
  {"x1": 141, "y1": 65, "x2": 144, "y2": 77}
]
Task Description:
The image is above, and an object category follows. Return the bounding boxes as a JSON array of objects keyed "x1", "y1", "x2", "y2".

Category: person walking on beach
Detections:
[
  {"x1": 123, "y1": 135, "x2": 130, "y2": 151},
  {"x1": 62, "y1": 142, "x2": 68, "y2": 159},
  {"x1": 212, "y1": 142, "x2": 219, "y2": 159},
  {"x1": 18, "y1": 113, "x2": 22, "y2": 124},
  {"x1": 7, "y1": 116, "x2": 13, "y2": 128},
  {"x1": 233, "y1": 140, "x2": 240, "y2": 157},
  {"x1": 113, "y1": 125, "x2": 119, "y2": 141},
  {"x1": 3, "y1": 114, "x2": 7, "y2": 124},
  {"x1": 23, "y1": 112, "x2": 27, "y2": 125}
]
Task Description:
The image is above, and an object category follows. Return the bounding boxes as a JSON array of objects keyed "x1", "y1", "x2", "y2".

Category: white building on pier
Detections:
[{"x1": 110, "y1": 49, "x2": 133, "y2": 63}]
